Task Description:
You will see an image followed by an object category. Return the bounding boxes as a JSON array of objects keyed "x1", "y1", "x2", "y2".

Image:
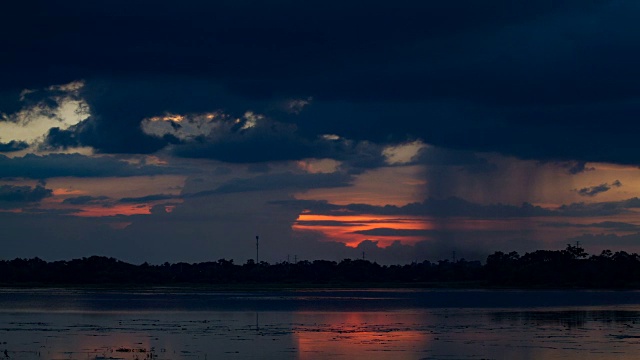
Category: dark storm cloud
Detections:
[
  {"x1": 45, "y1": 117, "x2": 171, "y2": 155},
  {"x1": 576, "y1": 180, "x2": 622, "y2": 197},
  {"x1": 0, "y1": 154, "x2": 184, "y2": 179},
  {"x1": 0, "y1": 89, "x2": 23, "y2": 116},
  {"x1": 39, "y1": 80, "x2": 387, "y2": 166},
  {"x1": 0, "y1": 184, "x2": 52, "y2": 203},
  {"x1": 5, "y1": 0, "x2": 637, "y2": 164},
  {"x1": 41, "y1": 79, "x2": 243, "y2": 154},
  {"x1": 171, "y1": 118, "x2": 339, "y2": 163},
  {"x1": 0, "y1": 140, "x2": 29, "y2": 152},
  {"x1": 3, "y1": 1, "x2": 598, "y2": 91},
  {"x1": 158, "y1": 112, "x2": 387, "y2": 168}
]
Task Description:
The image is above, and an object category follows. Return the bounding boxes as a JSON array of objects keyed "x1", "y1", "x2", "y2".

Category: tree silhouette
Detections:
[{"x1": 2, "y1": 245, "x2": 640, "y2": 288}]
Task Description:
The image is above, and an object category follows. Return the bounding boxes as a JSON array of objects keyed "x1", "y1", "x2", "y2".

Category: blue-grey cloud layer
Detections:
[
  {"x1": 576, "y1": 180, "x2": 622, "y2": 197},
  {"x1": 0, "y1": 184, "x2": 52, "y2": 202},
  {"x1": 0, "y1": 141, "x2": 29, "y2": 152},
  {"x1": 0, "y1": 154, "x2": 184, "y2": 178},
  {"x1": 278, "y1": 196, "x2": 640, "y2": 219}
]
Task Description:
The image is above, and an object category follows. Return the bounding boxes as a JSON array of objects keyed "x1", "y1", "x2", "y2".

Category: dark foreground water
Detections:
[{"x1": 1, "y1": 289, "x2": 640, "y2": 359}]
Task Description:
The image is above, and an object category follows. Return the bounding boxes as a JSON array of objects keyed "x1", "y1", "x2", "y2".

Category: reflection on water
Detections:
[
  {"x1": 1, "y1": 290, "x2": 640, "y2": 359},
  {"x1": 491, "y1": 310, "x2": 640, "y2": 328},
  {"x1": 293, "y1": 312, "x2": 432, "y2": 360}
]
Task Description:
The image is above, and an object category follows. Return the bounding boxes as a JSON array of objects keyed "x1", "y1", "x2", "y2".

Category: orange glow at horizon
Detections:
[
  {"x1": 294, "y1": 213, "x2": 591, "y2": 248},
  {"x1": 0, "y1": 208, "x2": 23, "y2": 214},
  {"x1": 293, "y1": 213, "x2": 431, "y2": 247}
]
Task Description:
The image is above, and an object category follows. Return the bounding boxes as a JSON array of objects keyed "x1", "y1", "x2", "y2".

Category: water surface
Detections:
[{"x1": 1, "y1": 289, "x2": 639, "y2": 359}]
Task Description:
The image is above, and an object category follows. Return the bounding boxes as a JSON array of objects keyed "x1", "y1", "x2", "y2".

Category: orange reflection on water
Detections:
[
  {"x1": 294, "y1": 312, "x2": 431, "y2": 359},
  {"x1": 48, "y1": 332, "x2": 151, "y2": 360},
  {"x1": 293, "y1": 214, "x2": 431, "y2": 247}
]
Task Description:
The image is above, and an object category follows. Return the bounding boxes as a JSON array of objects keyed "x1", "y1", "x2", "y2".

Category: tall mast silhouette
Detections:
[{"x1": 256, "y1": 235, "x2": 259, "y2": 264}]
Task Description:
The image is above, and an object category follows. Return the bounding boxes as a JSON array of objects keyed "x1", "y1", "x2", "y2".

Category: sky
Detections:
[{"x1": 2, "y1": 0, "x2": 640, "y2": 264}]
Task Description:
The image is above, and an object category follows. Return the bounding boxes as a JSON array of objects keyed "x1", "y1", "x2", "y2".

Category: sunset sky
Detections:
[{"x1": 2, "y1": 1, "x2": 640, "y2": 264}]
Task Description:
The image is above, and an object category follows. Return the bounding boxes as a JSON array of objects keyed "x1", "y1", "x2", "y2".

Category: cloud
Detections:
[
  {"x1": 165, "y1": 112, "x2": 387, "y2": 169},
  {"x1": 202, "y1": 171, "x2": 353, "y2": 195},
  {"x1": 62, "y1": 195, "x2": 110, "y2": 205},
  {"x1": 118, "y1": 194, "x2": 178, "y2": 203},
  {"x1": 170, "y1": 117, "x2": 329, "y2": 163},
  {"x1": 247, "y1": 163, "x2": 271, "y2": 173},
  {"x1": 5, "y1": 0, "x2": 640, "y2": 265},
  {"x1": 0, "y1": 81, "x2": 89, "y2": 148},
  {"x1": 113, "y1": 171, "x2": 353, "y2": 205},
  {"x1": 0, "y1": 184, "x2": 52, "y2": 206},
  {"x1": 40, "y1": 78, "x2": 267, "y2": 155},
  {"x1": 41, "y1": 89, "x2": 388, "y2": 170},
  {"x1": 560, "y1": 161, "x2": 595, "y2": 175},
  {"x1": 0, "y1": 153, "x2": 185, "y2": 179},
  {"x1": 0, "y1": 140, "x2": 29, "y2": 152},
  {"x1": 548, "y1": 197, "x2": 640, "y2": 217},
  {"x1": 45, "y1": 117, "x2": 170, "y2": 155},
  {"x1": 577, "y1": 184, "x2": 611, "y2": 197},
  {"x1": 141, "y1": 111, "x2": 224, "y2": 141},
  {"x1": 382, "y1": 141, "x2": 424, "y2": 165},
  {"x1": 274, "y1": 197, "x2": 554, "y2": 218},
  {"x1": 544, "y1": 221, "x2": 640, "y2": 231},
  {"x1": 353, "y1": 228, "x2": 436, "y2": 237},
  {"x1": 576, "y1": 180, "x2": 622, "y2": 197},
  {"x1": 4, "y1": 1, "x2": 586, "y2": 93},
  {"x1": 278, "y1": 195, "x2": 640, "y2": 219}
]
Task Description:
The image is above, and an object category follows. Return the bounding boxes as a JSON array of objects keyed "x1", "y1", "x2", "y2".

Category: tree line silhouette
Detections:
[{"x1": 1, "y1": 245, "x2": 640, "y2": 288}]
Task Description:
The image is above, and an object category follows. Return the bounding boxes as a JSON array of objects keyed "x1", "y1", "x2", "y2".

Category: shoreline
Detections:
[{"x1": 1, "y1": 281, "x2": 639, "y2": 292}]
